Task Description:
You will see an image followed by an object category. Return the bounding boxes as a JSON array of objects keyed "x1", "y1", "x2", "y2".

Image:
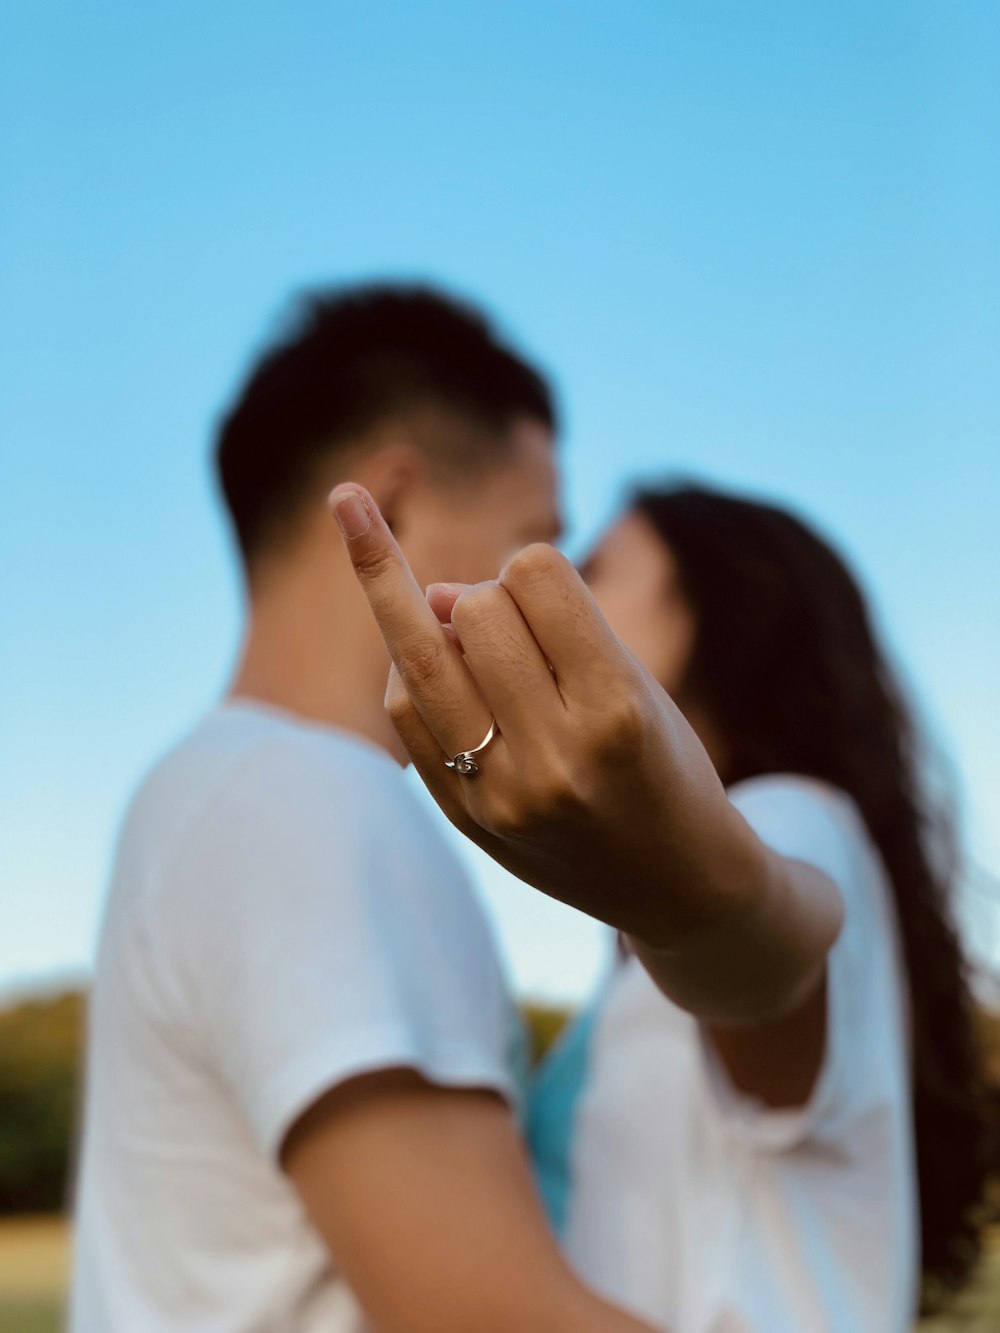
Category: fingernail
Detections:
[
  {"x1": 331, "y1": 491, "x2": 370, "y2": 540},
  {"x1": 426, "y1": 582, "x2": 465, "y2": 599}
]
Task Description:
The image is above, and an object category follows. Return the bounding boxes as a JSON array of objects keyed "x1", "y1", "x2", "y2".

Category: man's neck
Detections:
[{"x1": 228, "y1": 546, "x2": 404, "y2": 762}]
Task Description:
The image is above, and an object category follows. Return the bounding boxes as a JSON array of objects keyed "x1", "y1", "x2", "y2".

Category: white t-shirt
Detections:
[
  {"x1": 528, "y1": 774, "x2": 918, "y2": 1333},
  {"x1": 71, "y1": 701, "x2": 519, "y2": 1333}
]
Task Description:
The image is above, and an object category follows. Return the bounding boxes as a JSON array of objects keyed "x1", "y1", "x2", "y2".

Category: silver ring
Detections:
[{"x1": 444, "y1": 719, "x2": 498, "y2": 777}]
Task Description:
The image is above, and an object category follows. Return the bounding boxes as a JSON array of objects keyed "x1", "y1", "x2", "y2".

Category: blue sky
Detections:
[{"x1": 2, "y1": 1, "x2": 998, "y2": 1002}]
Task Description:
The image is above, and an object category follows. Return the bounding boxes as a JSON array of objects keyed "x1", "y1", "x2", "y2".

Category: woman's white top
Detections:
[{"x1": 528, "y1": 774, "x2": 918, "y2": 1333}]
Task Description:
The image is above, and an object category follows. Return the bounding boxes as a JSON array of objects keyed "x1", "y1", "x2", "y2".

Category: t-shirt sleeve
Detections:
[
  {"x1": 697, "y1": 775, "x2": 907, "y2": 1152},
  {"x1": 161, "y1": 735, "x2": 517, "y2": 1159}
]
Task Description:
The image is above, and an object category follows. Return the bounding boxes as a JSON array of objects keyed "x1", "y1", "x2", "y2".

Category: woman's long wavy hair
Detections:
[{"x1": 633, "y1": 482, "x2": 998, "y2": 1308}]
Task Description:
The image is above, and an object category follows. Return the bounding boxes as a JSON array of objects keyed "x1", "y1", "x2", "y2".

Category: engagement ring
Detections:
[{"x1": 444, "y1": 719, "x2": 498, "y2": 777}]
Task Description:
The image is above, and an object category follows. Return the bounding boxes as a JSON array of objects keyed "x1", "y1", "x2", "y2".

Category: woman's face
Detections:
[{"x1": 581, "y1": 509, "x2": 696, "y2": 697}]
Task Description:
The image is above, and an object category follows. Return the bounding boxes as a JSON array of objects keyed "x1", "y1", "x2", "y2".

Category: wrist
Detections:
[{"x1": 625, "y1": 800, "x2": 774, "y2": 955}]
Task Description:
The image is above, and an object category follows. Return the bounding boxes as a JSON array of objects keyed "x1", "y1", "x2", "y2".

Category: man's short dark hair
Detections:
[{"x1": 214, "y1": 283, "x2": 557, "y2": 564}]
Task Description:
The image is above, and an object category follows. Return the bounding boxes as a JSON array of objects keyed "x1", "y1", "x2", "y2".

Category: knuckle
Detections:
[
  {"x1": 451, "y1": 581, "x2": 504, "y2": 633},
  {"x1": 482, "y1": 783, "x2": 552, "y2": 837},
  {"x1": 352, "y1": 540, "x2": 398, "y2": 582},
  {"x1": 479, "y1": 791, "x2": 531, "y2": 840},
  {"x1": 595, "y1": 692, "x2": 646, "y2": 759},
  {"x1": 385, "y1": 684, "x2": 414, "y2": 726},
  {"x1": 479, "y1": 757, "x2": 590, "y2": 841},
  {"x1": 505, "y1": 758, "x2": 585, "y2": 832},
  {"x1": 535, "y1": 757, "x2": 586, "y2": 818},
  {"x1": 501, "y1": 542, "x2": 566, "y2": 593},
  {"x1": 397, "y1": 634, "x2": 448, "y2": 690}
]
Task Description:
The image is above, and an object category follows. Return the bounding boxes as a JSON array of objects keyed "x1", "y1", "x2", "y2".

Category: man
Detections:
[{"x1": 70, "y1": 286, "x2": 659, "y2": 1332}]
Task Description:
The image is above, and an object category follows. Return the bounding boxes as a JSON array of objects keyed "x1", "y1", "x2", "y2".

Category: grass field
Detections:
[
  {"x1": 1, "y1": 1217, "x2": 997, "y2": 1331},
  {"x1": 0, "y1": 1219, "x2": 69, "y2": 1333}
]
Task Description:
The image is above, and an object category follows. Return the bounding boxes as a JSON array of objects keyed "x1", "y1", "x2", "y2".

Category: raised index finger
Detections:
[{"x1": 328, "y1": 483, "x2": 488, "y2": 749}]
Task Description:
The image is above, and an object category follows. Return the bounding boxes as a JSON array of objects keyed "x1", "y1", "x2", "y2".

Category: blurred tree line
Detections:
[
  {"x1": 0, "y1": 993, "x2": 82, "y2": 1213},
  {"x1": 1, "y1": 988, "x2": 998, "y2": 1217}
]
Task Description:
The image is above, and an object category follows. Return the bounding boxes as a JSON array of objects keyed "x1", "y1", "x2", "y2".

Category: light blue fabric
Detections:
[
  {"x1": 505, "y1": 1005, "x2": 533, "y2": 1124},
  {"x1": 525, "y1": 1006, "x2": 599, "y2": 1237}
]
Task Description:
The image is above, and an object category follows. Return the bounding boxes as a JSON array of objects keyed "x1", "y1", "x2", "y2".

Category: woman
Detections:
[{"x1": 528, "y1": 483, "x2": 998, "y2": 1331}]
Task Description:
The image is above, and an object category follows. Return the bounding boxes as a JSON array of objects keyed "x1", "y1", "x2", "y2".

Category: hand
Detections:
[{"x1": 328, "y1": 483, "x2": 762, "y2": 951}]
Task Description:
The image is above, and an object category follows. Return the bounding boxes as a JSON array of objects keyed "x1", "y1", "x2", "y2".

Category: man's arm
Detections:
[
  {"x1": 282, "y1": 1068, "x2": 660, "y2": 1333},
  {"x1": 328, "y1": 484, "x2": 844, "y2": 1107}
]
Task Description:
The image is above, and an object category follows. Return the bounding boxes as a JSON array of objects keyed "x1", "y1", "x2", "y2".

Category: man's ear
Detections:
[{"x1": 364, "y1": 442, "x2": 427, "y2": 541}]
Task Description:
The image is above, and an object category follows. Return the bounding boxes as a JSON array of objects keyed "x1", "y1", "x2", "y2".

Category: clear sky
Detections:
[{"x1": 2, "y1": 1, "x2": 998, "y2": 1003}]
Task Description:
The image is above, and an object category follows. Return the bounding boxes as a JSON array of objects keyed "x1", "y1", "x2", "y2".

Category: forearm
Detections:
[
  {"x1": 603, "y1": 703, "x2": 841, "y2": 1023},
  {"x1": 551, "y1": 1288, "x2": 663, "y2": 1333},
  {"x1": 628, "y1": 822, "x2": 843, "y2": 1026},
  {"x1": 285, "y1": 1072, "x2": 666, "y2": 1333},
  {"x1": 476, "y1": 1277, "x2": 661, "y2": 1333}
]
